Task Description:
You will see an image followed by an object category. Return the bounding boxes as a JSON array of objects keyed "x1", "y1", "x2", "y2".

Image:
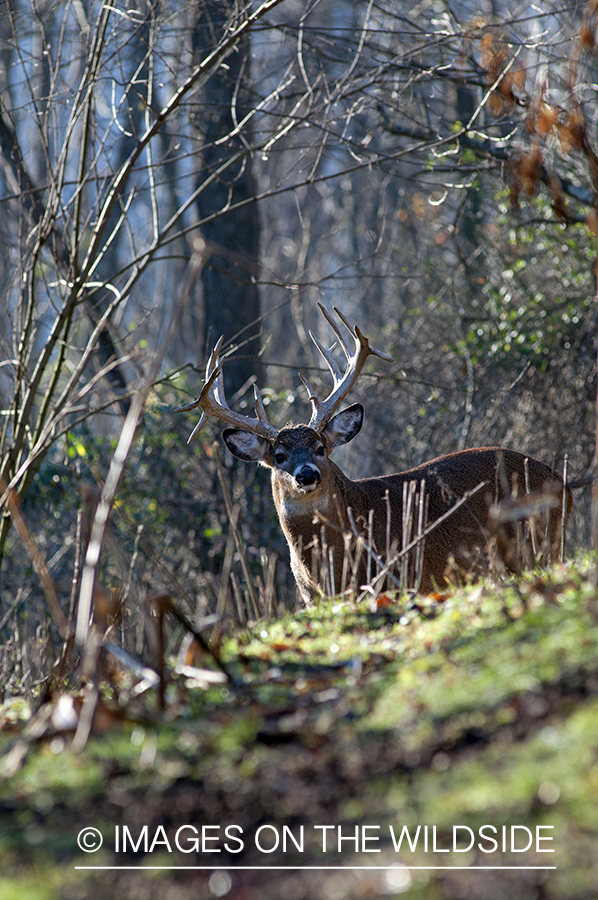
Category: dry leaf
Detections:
[
  {"x1": 586, "y1": 209, "x2": 598, "y2": 234},
  {"x1": 372, "y1": 593, "x2": 398, "y2": 610},
  {"x1": 427, "y1": 591, "x2": 452, "y2": 602}
]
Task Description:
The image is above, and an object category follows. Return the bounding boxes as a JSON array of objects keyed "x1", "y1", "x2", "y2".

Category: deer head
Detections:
[{"x1": 176, "y1": 304, "x2": 393, "y2": 494}]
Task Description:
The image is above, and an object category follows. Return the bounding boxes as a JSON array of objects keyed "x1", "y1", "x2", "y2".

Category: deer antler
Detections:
[
  {"x1": 175, "y1": 337, "x2": 278, "y2": 444},
  {"x1": 299, "y1": 304, "x2": 394, "y2": 432}
]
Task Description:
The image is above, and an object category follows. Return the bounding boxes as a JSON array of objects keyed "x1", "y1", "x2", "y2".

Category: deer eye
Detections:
[
  {"x1": 274, "y1": 451, "x2": 286, "y2": 465},
  {"x1": 315, "y1": 445, "x2": 325, "y2": 456}
]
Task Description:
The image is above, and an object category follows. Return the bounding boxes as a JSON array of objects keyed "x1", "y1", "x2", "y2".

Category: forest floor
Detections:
[{"x1": 1, "y1": 558, "x2": 598, "y2": 900}]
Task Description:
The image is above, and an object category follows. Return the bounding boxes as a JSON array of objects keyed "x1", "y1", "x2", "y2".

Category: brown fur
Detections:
[{"x1": 259, "y1": 430, "x2": 570, "y2": 601}]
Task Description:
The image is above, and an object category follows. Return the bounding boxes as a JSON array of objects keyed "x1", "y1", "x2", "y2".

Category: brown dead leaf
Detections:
[
  {"x1": 480, "y1": 31, "x2": 494, "y2": 56},
  {"x1": 372, "y1": 593, "x2": 398, "y2": 610},
  {"x1": 179, "y1": 633, "x2": 207, "y2": 668},
  {"x1": 498, "y1": 72, "x2": 516, "y2": 109},
  {"x1": 427, "y1": 591, "x2": 452, "y2": 602},
  {"x1": 509, "y1": 179, "x2": 520, "y2": 208},
  {"x1": 489, "y1": 93, "x2": 505, "y2": 116},
  {"x1": 587, "y1": 209, "x2": 598, "y2": 234},
  {"x1": 517, "y1": 146, "x2": 543, "y2": 197},
  {"x1": 537, "y1": 102, "x2": 559, "y2": 136},
  {"x1": 560, "y1": 107, "x2": 587, "y2": 153},
  {"x1": 513, "y1": 64, "x2": 526, "y2": 91},
  {"x1": 548, "y1": 174, "x2": 568, "y2": 223},
  {"x1": 580, "y1": 23, "x2": 596, "y2": 51}
]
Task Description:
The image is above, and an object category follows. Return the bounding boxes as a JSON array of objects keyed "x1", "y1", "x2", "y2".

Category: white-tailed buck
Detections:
[{"x1": 177, "y1": 305, "x2": 570, "y2": 602}]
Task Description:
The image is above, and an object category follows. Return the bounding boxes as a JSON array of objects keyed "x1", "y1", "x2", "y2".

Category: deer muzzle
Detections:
[{"x1": 294, "y1": 465, "x2": 321, "y2": 491}]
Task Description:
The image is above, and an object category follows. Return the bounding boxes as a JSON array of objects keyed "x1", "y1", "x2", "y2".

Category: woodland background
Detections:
[
  {"x1": 3, "y1": 4, "x2": 598, "y2": 900},
  {"x1": 1, "y1": 0, "x2": 598, "y2": 689}
]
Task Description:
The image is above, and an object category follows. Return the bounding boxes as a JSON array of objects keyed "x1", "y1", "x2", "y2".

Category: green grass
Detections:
[{"x1": 1, "y1": 557, "x2": 598, "y2": 898}]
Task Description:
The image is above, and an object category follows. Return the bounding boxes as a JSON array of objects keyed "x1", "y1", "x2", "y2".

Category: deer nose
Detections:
[{"x1": 295, "y1": 465, "x2": 321, "y2": 487}]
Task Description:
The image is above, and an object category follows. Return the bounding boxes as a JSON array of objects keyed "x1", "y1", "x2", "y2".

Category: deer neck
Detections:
[
  {"x1": 270, "y1": 461, "x2": 353, "y2": 602},
  {"x1": 270, "y1": 460, "x2": 352, "y2": 535}
]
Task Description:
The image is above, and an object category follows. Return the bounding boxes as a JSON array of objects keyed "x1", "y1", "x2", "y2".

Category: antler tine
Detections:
[
  {"x1": 253, "y1": 383, "x2": 276, "y2": 431},
  {"x1": 175, "y1": 336, "x2": 278, "y2": 444},
  {"x1": 307, "y1": 305, "x2": 394, "y2": 432},
  {"x1": 176, "y1": 362, "x2": 224, "y2": 444},
  {"x1": 353, "y1": 323, "x2": 394, "y2": 363},
  {"x1": 309, "y1": 330, "x2": 342, "y2": 381},
  {"x1": 186, "y1": 410, "x2": 209, "y2": 444},
  {"x1": 206, "y1": 338, "x2": 230, "y2": 410},
  {"x1": 200, "y1": 336, "x2": 222, "y2": 383},
  {"x1": 333, "y1": 306, "x2": 393, "y2": 362},
  {"x1": 298, "y1": 370, "x2": 317, "y2": 403},
  {"x1": 317, "y1": 302, "x2": 353, "y2": 358},
  {"x1": 173, "y1": 337, "x2": 226, "y2": 417}
]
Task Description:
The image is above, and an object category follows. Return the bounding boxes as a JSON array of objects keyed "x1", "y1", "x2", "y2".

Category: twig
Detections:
[
  {"x1": 0, "y1": 474, "x2": 67, "y2": 638},
  {"x1": 560, "y1": 455, "x2": 569, "y2": 563},
  {"x1": 150, "y1": 593, "x2": 232, "y2": 683},
  {"x1": 213, "y1": 443, "x2": 260, "y2": 620},
  {"x1": 76, "y1": 241, "x2": 208, "y2": 647}
]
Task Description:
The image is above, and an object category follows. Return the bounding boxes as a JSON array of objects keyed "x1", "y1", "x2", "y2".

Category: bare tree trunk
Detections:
[
  {"x1": 592, "y1": 296, "x2": 598, "y2": 557},
  {"x1": 193, "y1": 0, "x2": 261, "y2": 396}
]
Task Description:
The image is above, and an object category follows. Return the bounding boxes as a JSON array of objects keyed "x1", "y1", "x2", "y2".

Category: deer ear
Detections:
[
  {"x1": 222, "y1": 429, "x2": 271, "y2": 463},
  {"x1": 322, "y1": 403, "x2": 364, "y2": 449}
]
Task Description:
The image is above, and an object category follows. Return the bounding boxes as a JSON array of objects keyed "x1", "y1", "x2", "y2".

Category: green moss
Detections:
[{"x1": 2, "y1": 558, "x2": 598, "y2": 896}]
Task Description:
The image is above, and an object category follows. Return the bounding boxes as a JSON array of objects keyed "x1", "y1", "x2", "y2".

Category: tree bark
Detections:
[{"x1": 193, "y1": 1, "x2": 261, "y2": 396}]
